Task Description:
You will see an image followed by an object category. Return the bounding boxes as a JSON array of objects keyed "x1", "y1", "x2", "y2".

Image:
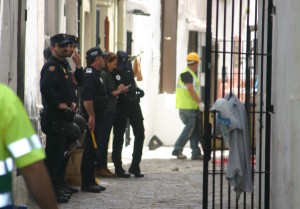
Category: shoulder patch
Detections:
[
  {"x1": 86, "y1": 68, "x2": 93, "y2": 73},
  {"x1": 49, "y1": 66, "x2": 56, "y2": 72}
]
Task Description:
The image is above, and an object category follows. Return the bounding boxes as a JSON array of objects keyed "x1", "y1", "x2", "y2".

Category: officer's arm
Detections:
[
  {"x1": 186, "y1": 83, "x2": 201, "y2": 104},
  {"x1": 21, "y1": 161, "x2": 58, "y2": 209},
  {"x1": 74, "y1": 67, "x2": 84, "y2": 86},
  {"x1": 84, "y1": 100, "x2": 95, "y2": 130},
  {"x1": 40, "y1": 66, "x2": 60, "y2": 108}
]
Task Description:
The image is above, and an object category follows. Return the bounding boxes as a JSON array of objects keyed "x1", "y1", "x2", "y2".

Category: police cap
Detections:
[
  {"x1": 116, "y1": 50, "x2": 129, "y2": 68},
  {"x1": 86, "y1": 46, "x2": 103, "y2": 60},
  {"x1": 50, "y1": 33, "x2": 70, "y2": 45},
  {"x1": 67, "y1": 34, "x2": 79, "y2": 46}
]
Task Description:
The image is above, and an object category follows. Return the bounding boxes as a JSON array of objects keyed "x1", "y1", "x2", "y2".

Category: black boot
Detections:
[
  {"x1": 129, "y1": 154, "x2": 144, "y2": 177},
  {"x1": 128, "y1": 166, "x2": 144, "y2": 178},
  {"x1": 115, "y1": 166, "x2": 131, "y2": 178}
]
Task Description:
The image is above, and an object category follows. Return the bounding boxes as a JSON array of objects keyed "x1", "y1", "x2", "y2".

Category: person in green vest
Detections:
[
  {"x1": 172, "y1": 52, "x2": 205, "y2": 160},
  {"x1": 0, "y1": 83, "x2": 58, "y2": 209}
]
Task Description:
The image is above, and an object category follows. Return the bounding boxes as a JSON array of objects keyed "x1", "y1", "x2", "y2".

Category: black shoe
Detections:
[
  {"x1": 98, "y1": 185, "x2": 106, "y2": 191},
  {"x1": 61, "y1": 187, "x2": 73, "y2": 195},
  {"x1": 56, "y1": 195, "x2": 69, "y2": 203},
  {"x1": 128, "y1": 167, "x2": 144, "y2": 178},
  {"x1": 115, "y1": 167, "x2": 131, "y2": 178},
  {"x1": 81, "y1": 184, "x2": 102, "y2": 193},
  {"x1": 65, "y1": 185, "x2": 79, "y2": 193},
  {"x1": 55, "y1": 189, "x2": 71, "y2": 199}
]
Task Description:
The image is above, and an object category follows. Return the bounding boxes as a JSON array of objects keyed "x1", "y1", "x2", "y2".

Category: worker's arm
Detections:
[
  {"x1": 21, "y1": 161, "x2": 58, "y2": 209},
  {"x1": 186, "y1": 83, "x2": 201, "y2": 104},
  {"x1": 84, "y1": 100, "x2": 95, "y2": 130}
]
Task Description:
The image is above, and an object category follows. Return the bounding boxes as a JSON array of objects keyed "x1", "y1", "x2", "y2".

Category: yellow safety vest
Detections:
[
  {"x1": 0, "y1": 84, "x2": 45, "y2": 208},
  {"x1": 176, "y1": 67, "x2": 200, "y2": 110}
]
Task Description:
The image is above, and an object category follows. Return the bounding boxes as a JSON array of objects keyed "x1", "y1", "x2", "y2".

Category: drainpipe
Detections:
[
  {"x1": 117, "y1": 0, "x2": 125, "y2": 50},
  {"x1": 91, "y1": 0, "x2": 97, "y2": 46}
]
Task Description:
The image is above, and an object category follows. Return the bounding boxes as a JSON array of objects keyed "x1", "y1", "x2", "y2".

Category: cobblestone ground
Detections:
[
  {"x1": 27, "y1": 146, "x2": 255, "y2": 209},
  {"x1": 27, "y1": 146, "x2": 204, "y2": 209}
]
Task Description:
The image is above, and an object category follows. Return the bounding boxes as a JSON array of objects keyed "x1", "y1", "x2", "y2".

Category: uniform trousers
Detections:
[
  {"x1": 96, "y1": 111, "x2": 115, "y2": 168},
  {"x1": 112, "y1": 101, "x2": 145, "y2": 170},
  {"x1": 81, "y1": 114, "x2": 104, "y2": 186},
  {"x1": 44, "y1": 127, "x2": 66, "y2": 189}
]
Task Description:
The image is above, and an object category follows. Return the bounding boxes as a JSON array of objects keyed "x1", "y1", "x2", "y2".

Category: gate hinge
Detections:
[
  {"x1": 267, "y1": 105, "x2": 274, "y2": 113},
  {"x1": 271, "y1": 6, "x2": 276, "y2": 15}
]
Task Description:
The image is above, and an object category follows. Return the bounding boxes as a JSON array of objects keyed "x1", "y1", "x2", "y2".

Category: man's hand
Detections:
[
  {"x1": 72, "y1": 52, "x2": 82, "y2": 69},
  {"x1": 87, "y1": 115, "x2": 95, "y2": 131},
  {"x1": 199, "y1": 102, "x2": 205, "y2": 112}
]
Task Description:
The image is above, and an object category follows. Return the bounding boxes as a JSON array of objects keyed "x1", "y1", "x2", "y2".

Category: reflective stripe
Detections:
[
  {"x1": 7, "y1": 134, "x2": 42, "y2": 158},
  {"x1": 176, "y1": 83, "x2": 197, "y2": 91},
  {"x1": 31, "y1": 134, "x2": 42, "y2": 149},
  {"x1": 0, "y1": 192, "x2": 13, "y2": 208},
  {"x1": 0, "y1": 158, "x2": 13, "y2": 176}
]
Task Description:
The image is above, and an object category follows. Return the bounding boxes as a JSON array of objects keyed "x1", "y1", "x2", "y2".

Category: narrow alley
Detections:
[{"x1": 27, "y1": 146, "x2": 204, "y2": 209}]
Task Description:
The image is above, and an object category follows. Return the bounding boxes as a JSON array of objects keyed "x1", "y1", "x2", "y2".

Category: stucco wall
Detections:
[
  {"x1": 127, "y1": 0, "x2": 208, "y2": 147},
  {"x1": 271, "y1": 0, "x2": 300, "y2": 208}
]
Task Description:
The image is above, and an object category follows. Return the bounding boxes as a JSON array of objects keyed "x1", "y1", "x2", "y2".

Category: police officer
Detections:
[
  {"x1": 40, "y1": 33, "x2": 77, "y2": 203},
  {"x1": 66, "y1": 34, "x2": 84, "y2": 87},
  {"x1": 80, "y1": 46, "x2": 107, "y2": 193},
  {"x1": 112, "y1": 50, "x2": 145, "y2": 178}
]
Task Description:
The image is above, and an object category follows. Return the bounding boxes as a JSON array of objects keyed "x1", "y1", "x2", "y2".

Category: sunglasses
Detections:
[{"x1": 56, "y1": 43, "x2": 69, "y2": 48}]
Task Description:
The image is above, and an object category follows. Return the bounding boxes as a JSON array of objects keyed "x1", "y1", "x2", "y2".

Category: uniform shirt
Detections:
[
  {"x1": 40, "y1": 56, "x2": 75, "y2": 108},
  {"x1": 111, "y1": 66, "x2": 137, "y2": 104},
  {"x1": 0, "y1": 84, "x2": 45, "y2": 208},
  {"x1": 81, "y1": 67, "x2": 108, "y2": 115},
  {"x1": 100, "y1": 68, "x2": 117, "y2": 113},
  {"x1": 181, "y1": 71, "x2": 193, "y2": 84}
]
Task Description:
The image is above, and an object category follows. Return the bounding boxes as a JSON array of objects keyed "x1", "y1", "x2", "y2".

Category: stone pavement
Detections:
[{"x1": 27, "y1": 146, "x2": 204, "y2": 209}]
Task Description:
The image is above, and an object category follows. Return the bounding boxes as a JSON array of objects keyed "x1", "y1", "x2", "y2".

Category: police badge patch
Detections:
[
  {"x1": 49, "y1": 66, "x2": 55, "y2": 71},
  {"x1": 86, "y1": 68, "x2": 93, "y2": 73}
]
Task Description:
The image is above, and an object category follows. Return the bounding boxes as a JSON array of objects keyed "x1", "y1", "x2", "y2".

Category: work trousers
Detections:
[
  {"x1": 112, "y1": 101, "x2": 145, "y2": 170},
  {"x1": 81, "y1": 115, "x2": 104, "y2": 186}
]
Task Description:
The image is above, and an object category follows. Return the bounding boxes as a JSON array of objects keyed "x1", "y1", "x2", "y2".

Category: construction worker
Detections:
[
  {"x1": 0, "y1": 83, "x2": 58, "y2": 209},
  {"x1": 172, "y1": 52, "x2": 205, "y2": 160}
]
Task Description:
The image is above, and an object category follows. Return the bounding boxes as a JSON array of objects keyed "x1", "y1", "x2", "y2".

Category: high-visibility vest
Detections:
[
  {"x1": 176, "y1": 67, "x2": 200, "y2": 110},
  {"x1": 0, "y1": 84, "x2": 45, "y2": 208}
]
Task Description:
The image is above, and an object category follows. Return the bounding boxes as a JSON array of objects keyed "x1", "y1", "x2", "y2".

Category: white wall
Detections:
[
  {"x1": 271, "y1": 0, "x2": 300, "y2": 208},
  {"x1": 126, "y1": 0, "x2": 208, "y2": 147},
  {"x1": 0, "y1": 0, "x2": 18, "y2": 90},
  {"x1": 24, "y1": 0, "x2": 44, "y2": 118}
]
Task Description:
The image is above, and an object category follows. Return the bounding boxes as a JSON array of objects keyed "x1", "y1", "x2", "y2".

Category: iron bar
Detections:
[{"x1": 202, "y1": 0, "x2": 213, "y2": 208}]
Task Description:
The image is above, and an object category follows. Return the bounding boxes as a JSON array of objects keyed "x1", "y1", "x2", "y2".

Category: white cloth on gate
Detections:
[{"x1": 211, "y1": 94, "x2": 254, "y2": 200}]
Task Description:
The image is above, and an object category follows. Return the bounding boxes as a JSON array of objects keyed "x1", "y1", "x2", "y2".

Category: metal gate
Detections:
[{"x1": 202, "y1": 0, "x2": 274, "y2": 208}]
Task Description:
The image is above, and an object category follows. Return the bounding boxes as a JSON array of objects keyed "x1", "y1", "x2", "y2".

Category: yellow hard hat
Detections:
[{"x1": 186, "y1": 52, "x2": 200, "y2": 63}]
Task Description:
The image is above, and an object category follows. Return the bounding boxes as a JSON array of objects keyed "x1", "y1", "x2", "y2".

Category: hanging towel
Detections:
[
  {"x1": 133, "y1": 57, "x2": 143, "y2": 81},
  {"x1": 212, "y1": 94, "x2": 254, "y2": 200}
]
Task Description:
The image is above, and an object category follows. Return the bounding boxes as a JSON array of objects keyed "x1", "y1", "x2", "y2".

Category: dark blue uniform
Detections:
[
  {"x1": 111, "y1": 64, "x2": 145, "y2": 176},
  {"x1": 80, "y1": 67, "x2": 108, "y2": 187},
  {"x1": 40, "y1": 56, "x2": 75, "y2": 191}
]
